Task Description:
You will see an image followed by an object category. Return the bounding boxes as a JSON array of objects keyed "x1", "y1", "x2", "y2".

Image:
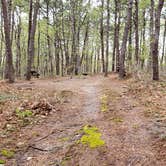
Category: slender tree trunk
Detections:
[
  {"x1": 4, "y1": 0, "x2": 12, "y2": 79},
  {"x1": 55, "y1": 37, "x2": 60, "y2": 76},
  {"x1": 116, "y1": 1, "x2": 120, "y2": 72},
  {"x1": 46, "y1": 0, "x2": 53, "y2": 76},
  {"x1": 75, "y1": 27, "x2": 81, "y2": 75},
  {"x1": 97, "y1": 47, "x2": 100, "y2": 73},
  {"x1": 100, "y1": 0, "x2": 105, "y2": 73},
  {"x1": 15, "y1": 10, "x2": 21, "y2": 77},
  {"x1": 0, "y1": 9, "x2": 4, "y2": 78},
  {"x1": 1, "y1": 0, "x2": 15, "y2": 83},
  {"x1": 128, "y1": 9, "x2": 132, "y2": 68},
  {"x1": 148, "y1": 0, "x2": 154, "y2": 70},
  {"x1": 26, "y1": 0, "x2": 40, "y2": 80},
  {"x1": 71, "y1": 1, "x2": 77, "y2": 76},
  {"x1": 28, "y1": 0, "x2": 33, "y2": 51},
  {"x1": 94, "y1": 48, "x2": 97, "y2": 73},
  {"x1": 152, "y1": 0, "x2": 164, "y2": 80},
  {"x1": 105, "y1": 0, "x2": 110, "y2": 76},
  {"x1": 80, "y1": 18, "x2": 89, "y2": 69},
  {"x1": 119, "y1": 0, "x2": 133, "y2": 78},
  {"x1": 112, "y1": 0, "x2": 118, "y2": 72},
  {"x1": 160, "y1": 18, "x2": 166, "y2": 67},
  {"x1": 37, "y1": 12, "x2": 40, "y2": 70},
  {"x1": 61, "y1": 3, "x2": 69, "y2": 75},
  {"x1": 134, "y1": 0, "x2": 139, "y2": 65},
  {"x1": 141, "y1": 9, "x2": 146, "y2": 69}
]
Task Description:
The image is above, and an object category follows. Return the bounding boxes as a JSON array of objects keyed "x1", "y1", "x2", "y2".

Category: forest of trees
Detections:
[{"x1": 0, "y1": 0, "x2": 165, "y2": 83}]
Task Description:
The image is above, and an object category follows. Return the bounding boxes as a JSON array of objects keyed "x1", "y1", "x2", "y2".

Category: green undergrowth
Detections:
[
  {"x1": 111, "y1": 117, "x2": 123, "y2": 123},
  {"x1": 100, "y1": 94, "x2": 109, "y2": 112},
  {"x1": 16, "y1": 108, "x2": 33, "y2": 119},
  {"x1": 1, "y1": 149, "x2": 14, "y2": 159},
  {"x1": 79, "y1": 125, "x2": 105, "y2": 148},
  {"x1": 0, "y1": 159, "x2": 6, "y2": 164}
]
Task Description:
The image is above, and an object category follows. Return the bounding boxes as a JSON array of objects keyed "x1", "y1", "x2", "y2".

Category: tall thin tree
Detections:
[
  {"x1": 119, "y1": 0, "x2": 133, "y2": 78},
  {"x1": 152, "y1": 0, "x2": 164, "y2": 80},
  {"x1": 105, "y1": 0, "x2": 110, "y2": 76},
  {"x1": 26, "y1": 0, "x2": 40, "y2": 80},
  {"x1": 1, "y1": 0, "x2": 15, "y2": 83}
]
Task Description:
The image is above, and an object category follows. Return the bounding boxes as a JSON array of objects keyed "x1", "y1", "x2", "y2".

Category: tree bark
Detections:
[
  {"x1": 105, "y1": 0, "x2": 110, "y2": 76},
  {"x1": 15, "y1": 9, "x2": 21, "y2": 77},
  {"x1": 26, "y1": 0, "x2": 40, "y2": 80},
  {"x1": 116, "y1": 1, "x2": 120, "y2": 72},
  {"x1": 141, "y1": 9, "x2": 146, "y2": 69},
  {"x1": 148, "y1": 0, "x2": 154, "y2": 70},
  {"x1": 1, "y1": 0, "x2": 15, "y2": 83},
  {"x1": 100, "y1": 0, "x2": 105, "y2": 73},
  {"x1": 112, "y1": 0, "x2": 118, "y2": 72},
  {"x1": 46, "y1": 0, "x2": 53, "y2": 76},
  {"x1": 128, "y1": 8, "x2": 132, "y2": 67},
  {"x1": 134, "y1": 0, "x2": 139, "y2": 64},
  {"x1": 160, "y1": 18, "x2": 166, "y2": 67},
  {"x1": 152, "y1": 0, "x2": 164, "y2": 80},
  {"x1": 119, "y1": 0, "x2": 133, "y2": 78}
]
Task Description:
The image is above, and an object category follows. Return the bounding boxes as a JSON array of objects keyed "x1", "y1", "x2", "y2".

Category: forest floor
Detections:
[{"x1": 0, "y1": 74, "x2": 166, "y2": 166}]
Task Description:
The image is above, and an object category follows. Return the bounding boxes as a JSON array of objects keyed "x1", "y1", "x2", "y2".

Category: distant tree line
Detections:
[{"x1": 0, "y1": 0, "x2": 165, "y2": 83}]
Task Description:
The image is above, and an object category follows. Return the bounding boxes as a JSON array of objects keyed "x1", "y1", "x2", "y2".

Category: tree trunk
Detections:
[
  {"x1": 80, "y1": 19, "x2": 89, "y2": 69},
  {"x1": 55, "y1": 37, "x2": 60, "y2": 76},
  {"x1": 112, "y1": 0, "x2": 118, "y2": 72},
  {"x1": 148, "y1": 0, "x2": 154, "y2": 70},
  {"x1": 141, "y1": 9, "x2": 146, "y2": 69},
  {"x1": 105, "y1": 0, "x2": 110, "y2": 76},
  {"x1": 134, "y1": 0, "x2": 139, "y2": 64},
  {"x1": 37, "y1": 12, "x2": 40, "y2": 71},
  {"x1": 0, "y1": 9, "x2": 4, "y2": 78},
  {"x1": 1, "y1": 0, "x2": 15, "y2": 83},
  {"x1": 152, "y1": 0, "x2": 164, "y2": 80},
  {"x1": 100, "y1": 0, "x2": 105, "y2": 73},
  {"x1": 119, "y1": 0, "x2": 133, "y2": 78},
  {"x1": 15, "y1": 10, "x2": 21, "y2": 77},
  {"x1": 128, "y1": 8, "x2": 132, "y2": 68},
  {"x1": 160, "y1": 18, "x2": 166, "y2": 67},
  {"x1": 116, "y1": 1, "x2": 120, "y2": 72},
  {"x1": 26, "y1": 0, "x2": 40, "y2": 80},
  {"x1": 71, "y1": 1, "x2": 77, "y2": 76},
  {"x1": 46, "y1": 0, "x2": 53, "y2": 76}
]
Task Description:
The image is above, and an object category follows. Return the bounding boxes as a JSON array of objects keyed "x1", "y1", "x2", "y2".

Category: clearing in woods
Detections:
[{"x1": 0, "y1": 74, "x2": 166, "y2": 165}]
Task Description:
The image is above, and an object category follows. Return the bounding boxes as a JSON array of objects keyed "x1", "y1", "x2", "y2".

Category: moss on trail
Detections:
[
  {"x1": 0, "y1": 159, "x2": 6, "y2": 164},
  {"x1": 1, "y1": 149, "x2": 14, "y2": 159},
  {"x1": 80, "y1": 125, "x2": 105, "y2": 148},
  {"x1": 100, "y1": 94, "x2": 109, "y2": 112}
]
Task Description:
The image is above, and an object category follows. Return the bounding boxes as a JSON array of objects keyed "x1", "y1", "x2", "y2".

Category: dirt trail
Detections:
[{"x1": 9, "y1": 75, "x2": 165, "y2": 165}]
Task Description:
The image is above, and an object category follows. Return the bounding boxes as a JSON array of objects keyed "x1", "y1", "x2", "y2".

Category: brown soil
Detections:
[{"x1": 0, "y1": 74, "x2": 165, "y2": 166}]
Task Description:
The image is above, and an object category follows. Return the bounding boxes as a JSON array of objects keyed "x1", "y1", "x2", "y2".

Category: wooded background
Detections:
[{"x1": 0, "y1": 0, "x2": 165, "y2": 83}]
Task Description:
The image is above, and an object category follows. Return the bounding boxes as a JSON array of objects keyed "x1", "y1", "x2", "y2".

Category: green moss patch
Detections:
[
  {"x1": 16, "y1": 108, "x2": 33, "y2": 119},
  {"x1": 111, "y1": 117, "x2": 123, "y2": 123},
  {"x1": 80, "y1": 125, "x2": 105, "y2": 148},
  {"x1": 100, "y1": 94, "x2": 108, "y2": 112},
  {"x1": 0, "y1": 159, "x2": 6, "y2": 164},
  {"x1": 1, "y1": 149, "x2": 14, "y2": 159}
]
